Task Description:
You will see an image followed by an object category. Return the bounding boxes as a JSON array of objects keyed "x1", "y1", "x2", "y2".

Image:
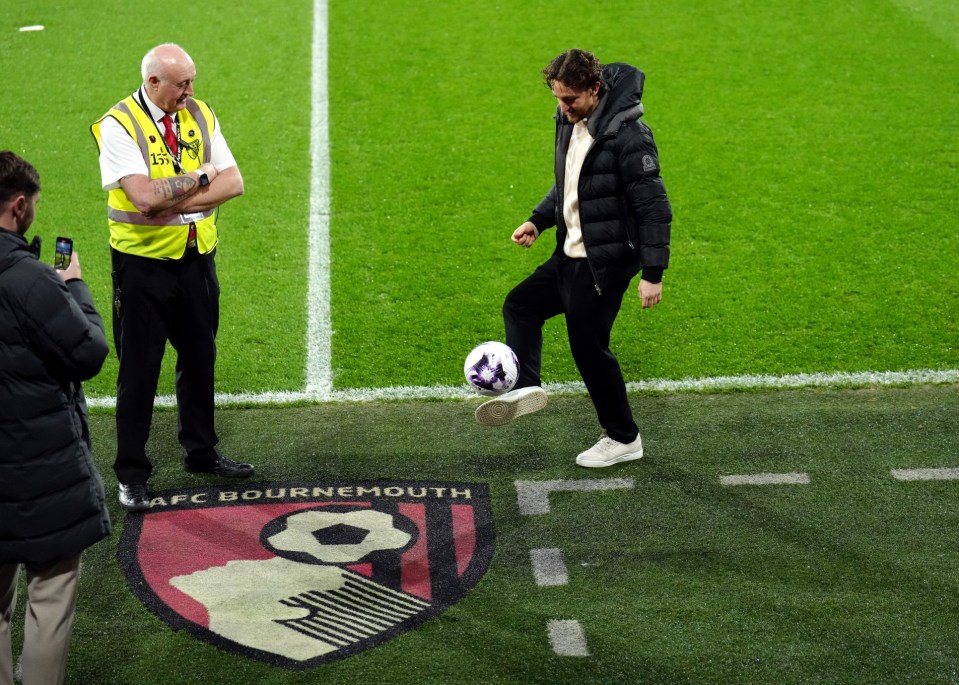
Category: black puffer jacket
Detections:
[
  {"x1": 0, "y1": 230, "x2": 111, "y2": 565},
  {"x1": 528, "y1": 63, "x2": 672, "y2": 292}
]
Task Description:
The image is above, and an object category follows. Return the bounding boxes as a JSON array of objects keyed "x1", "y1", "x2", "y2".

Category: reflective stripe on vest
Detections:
[{"x1": 106, "y1": 207, "x2": 214, "y2": 226}]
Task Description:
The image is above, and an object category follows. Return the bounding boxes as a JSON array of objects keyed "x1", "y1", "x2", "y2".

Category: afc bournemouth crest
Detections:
[{"x1": 118, "y1": 480, "x2": 494, "y2": 669}]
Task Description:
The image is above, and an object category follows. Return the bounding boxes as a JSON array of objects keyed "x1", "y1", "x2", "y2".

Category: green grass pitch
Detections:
[{"x1": 1, "y1": 0, "x2": 958, "y2": 683}]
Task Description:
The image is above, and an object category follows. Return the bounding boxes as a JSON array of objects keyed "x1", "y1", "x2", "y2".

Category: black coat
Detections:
[
  {"x1": 0, "y1": 230, "x2": 111, "y2": 565},
  {"x1": 529, "y1": 63, "x2": 672, "y2": 292}
]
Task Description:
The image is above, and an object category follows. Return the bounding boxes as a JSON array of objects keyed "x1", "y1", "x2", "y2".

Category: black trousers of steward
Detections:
[{"x1": 110, "y1": 247, "x2": 219, "y2": 485}]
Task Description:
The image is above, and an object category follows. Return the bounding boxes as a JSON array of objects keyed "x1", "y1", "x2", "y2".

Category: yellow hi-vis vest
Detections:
[{"x1": 90, "y1": 95, "x2": 218, "y2": 259}]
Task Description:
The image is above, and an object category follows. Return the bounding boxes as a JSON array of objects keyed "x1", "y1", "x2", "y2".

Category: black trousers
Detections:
[
  {"x1": 503, "y1": 253, "x2": 639, "y2": 443},
  {"x1": 111, "y1": 248, "x2": 219, "y2": 485}
]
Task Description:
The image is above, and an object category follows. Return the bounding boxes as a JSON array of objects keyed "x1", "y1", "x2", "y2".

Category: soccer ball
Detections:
[{"x1": 464, "y1": 341, "x2": 519, "y2": 396}]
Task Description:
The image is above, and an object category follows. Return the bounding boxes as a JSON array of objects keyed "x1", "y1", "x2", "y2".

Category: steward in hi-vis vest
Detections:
[
  {"x1": 93, "y1": 43, "x2": 252, "y2": 516},
  {"x1": 91, "y1": 94, "x2": 218, "y2": 259}
]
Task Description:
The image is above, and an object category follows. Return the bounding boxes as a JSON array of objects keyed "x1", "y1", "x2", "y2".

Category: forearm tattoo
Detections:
[{"x1": 154, "y1": 175, "x2": 197, "y2": 205}]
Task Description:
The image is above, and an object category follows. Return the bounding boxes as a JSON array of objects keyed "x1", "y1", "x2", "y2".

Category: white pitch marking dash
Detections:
[
  {"x1": 530, "y1": 548, "x2": 569, "y2": 587},
  {"x1": 720, "y1": 472, "x2": 810, "y2": 486},
  {"x1": 891, "y1": 467, "x2": 959, "y2": 482},
  {"x1": 514, "y1": 478, "x2": 634, "y2": 516},
  {"x1": 547, "y1": 620, "x2": 589, "y2": 657}
]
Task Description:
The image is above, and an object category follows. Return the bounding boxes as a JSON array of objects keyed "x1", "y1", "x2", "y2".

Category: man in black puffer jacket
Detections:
[
  {"x1": 0, "y1": 151, "x2": 111, "y2": 685},
  {"x1": 475, "y1": 50, "x2": 672, "y2": 468}
]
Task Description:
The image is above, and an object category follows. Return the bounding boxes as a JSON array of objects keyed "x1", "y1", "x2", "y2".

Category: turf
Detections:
[
  {"x1": 35, "y1": 383, "x2": 954, "y2": 684},
  {"x1": 328, "y1": 0, "x2": 959, "y2": 388},
  {"x1": 2, "y1": 0, "x2": 958, "y2": 683},
  {"x1": 2, "y1": 0, "x2": 312, "y2": 396},
  {"x1": 4, "y1": 0, "x2": 957, "y2": 397}
]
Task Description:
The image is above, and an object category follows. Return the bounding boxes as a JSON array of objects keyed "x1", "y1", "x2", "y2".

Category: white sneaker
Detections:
[
  {"x1": 575, "y1": 432, "x2": 643, "y2": 468},
  {"x1": 474, "y1": 386, "x2": 548, "y2": 426}
]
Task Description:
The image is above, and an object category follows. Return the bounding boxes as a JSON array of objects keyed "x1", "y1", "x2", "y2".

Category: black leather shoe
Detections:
[
  {"x1": 184, "y1": 452, "x2": 255, "y2": 479},
  {"x1": 119, "y1": 483, "x2": 151, "y2": 511}
]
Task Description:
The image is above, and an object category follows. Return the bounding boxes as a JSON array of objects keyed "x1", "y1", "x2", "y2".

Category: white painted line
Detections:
[
  {"x1": 514, "y1": 478, "x2": 634, "y2": 516},
  {"x1": 547, "y1": 620, "x2": 589, "y2": 657},
  {"x1": 83, "y1": 368, "x2": 959, "y2": 410},
  {"x1": 626, "y1": 368, "x2": 959, "y2": 393},
  {"x1": 720, "y1": 472, "x2": 811, "y2": 486},
  {"x1": 19, "y1": 25, "x2": 45, "y2": 32},
  {"x1": 891, "y1": 467, "x2": 959, "y2": 481},
  {"x1": 306, "y1": 0, "x2": 332, "y2": 400},
  {"x1": 530, "y1": 548, "x2": 569, "y2": 587}
]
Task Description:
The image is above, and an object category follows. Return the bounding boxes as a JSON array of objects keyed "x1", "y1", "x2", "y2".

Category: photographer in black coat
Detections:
[{"x1": 0, "y1": 151, "x2": 111, "y2": 685}]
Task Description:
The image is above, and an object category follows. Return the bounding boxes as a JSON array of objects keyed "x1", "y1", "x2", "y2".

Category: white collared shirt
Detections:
[
  {"x1": 97, "y1": 87, "x2": 237, "y2": 192},
  {"x1": 562, "y1": 120, "x2": 593, "y2": 258}
]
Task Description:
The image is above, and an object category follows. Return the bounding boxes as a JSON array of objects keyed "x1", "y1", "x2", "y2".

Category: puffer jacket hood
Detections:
[{"x1": 582, "y1": 63, "x2": 646, "y2": 138}]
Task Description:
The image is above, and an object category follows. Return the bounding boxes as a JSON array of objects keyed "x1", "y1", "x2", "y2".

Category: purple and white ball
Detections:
[{"x1": 464, "y1": 341, "x2": 519, "y2": 396}]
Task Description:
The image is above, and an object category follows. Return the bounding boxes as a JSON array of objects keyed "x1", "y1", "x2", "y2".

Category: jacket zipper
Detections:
[{"x1": 580, "y1": 131, "x2": 617, "y2": 296}]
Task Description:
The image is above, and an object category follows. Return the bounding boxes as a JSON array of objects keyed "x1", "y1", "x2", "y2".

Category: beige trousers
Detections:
[{"x1": 0, "y1": 555, "x2": 81, "y2": 685}]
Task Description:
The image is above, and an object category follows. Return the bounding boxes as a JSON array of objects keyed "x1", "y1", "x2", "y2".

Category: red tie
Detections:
[{"x1": 161, "y1": 115, "x2": 178, "y2": 156}]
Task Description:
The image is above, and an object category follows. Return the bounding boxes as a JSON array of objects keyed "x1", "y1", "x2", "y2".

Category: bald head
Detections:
[
  {"x1": 141, "y1": 43, "x2": 197, "y2": 113},
  {"x1": 142, "y1": 44, "x2": 193, "y2": 82}
]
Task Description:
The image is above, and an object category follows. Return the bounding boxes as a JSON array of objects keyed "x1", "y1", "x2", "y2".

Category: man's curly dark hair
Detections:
[{"x1": 543, "y1": 49, "x2": 604, "y2": 92}]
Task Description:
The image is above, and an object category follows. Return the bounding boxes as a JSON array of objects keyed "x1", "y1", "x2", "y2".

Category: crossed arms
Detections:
[{"x1": 119, "y1": 164, "x2": 244, "y2": 218}]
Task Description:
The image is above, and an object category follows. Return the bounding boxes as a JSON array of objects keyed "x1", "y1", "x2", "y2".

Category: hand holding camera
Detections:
[{"x1": 53, "y1": 236, "x2": 81, "y2": 281}]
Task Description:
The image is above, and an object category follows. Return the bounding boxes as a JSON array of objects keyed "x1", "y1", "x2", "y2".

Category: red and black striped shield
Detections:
[{"x1": 118, "y1": 480, "x2": 494, "y2": 669}]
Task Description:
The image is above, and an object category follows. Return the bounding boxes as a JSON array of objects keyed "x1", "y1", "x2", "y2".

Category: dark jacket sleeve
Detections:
[
  {"x1": 619, "y1": 124, "x2": 671, "y2": 281},
  {"x1": 528, "y1": 185, "x2": 558, "y2": 233},
  {"x1": 20, "y1": 268, "x2": 108, "y2": 382}
]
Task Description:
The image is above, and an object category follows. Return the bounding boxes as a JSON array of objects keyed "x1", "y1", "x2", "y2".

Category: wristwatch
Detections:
[{"x1": 198, "y1": 171, "x2": 210, "y2": 187}]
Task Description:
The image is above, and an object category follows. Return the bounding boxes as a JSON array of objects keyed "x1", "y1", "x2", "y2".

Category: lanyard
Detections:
[{"x1": 136, "y1": 89, "x2": 182, "y2": 173}]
